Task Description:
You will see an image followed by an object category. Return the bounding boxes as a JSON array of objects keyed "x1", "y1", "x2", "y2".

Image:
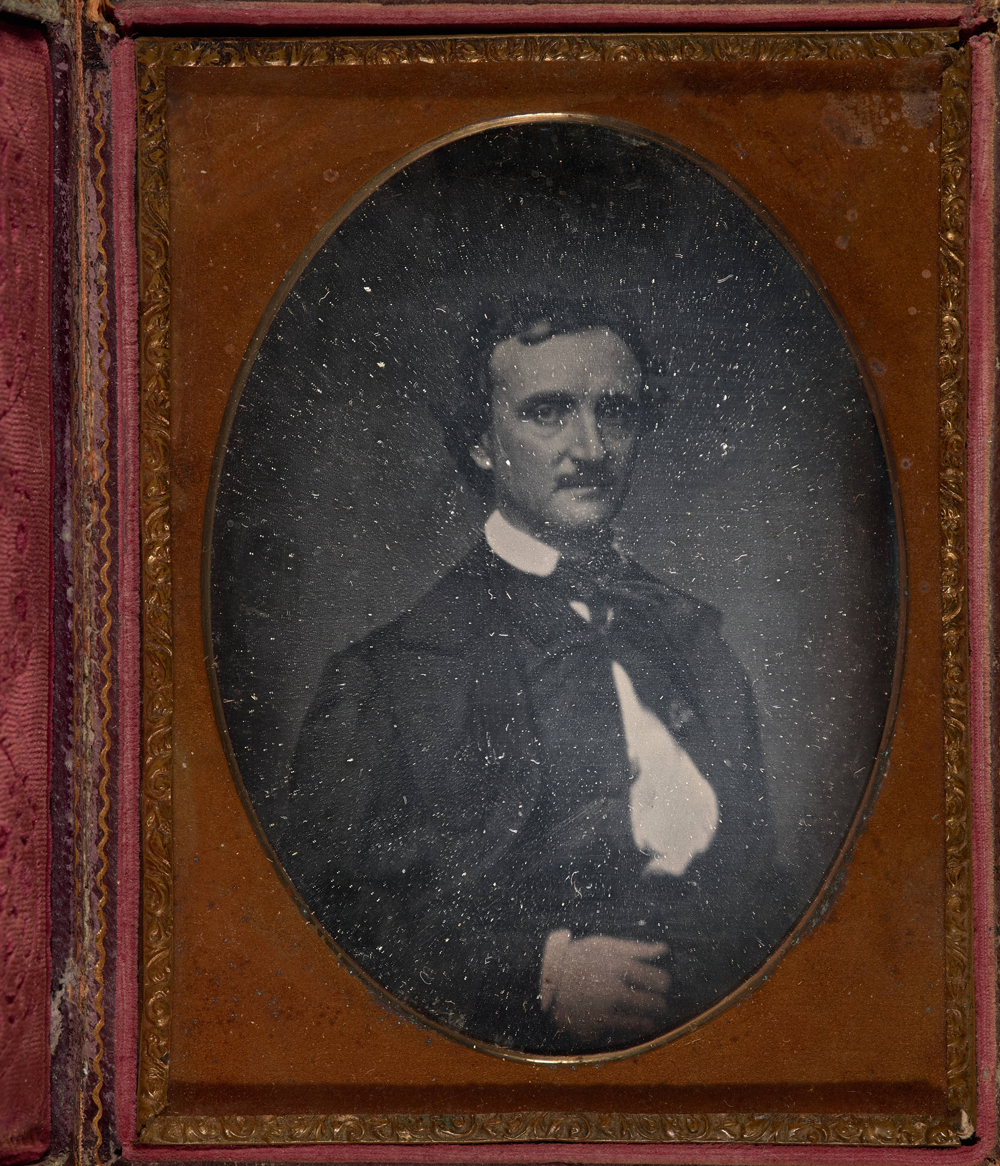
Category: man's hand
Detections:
[{"x1": 540, "y1": 931, "x2": 670, "y2": 1045}]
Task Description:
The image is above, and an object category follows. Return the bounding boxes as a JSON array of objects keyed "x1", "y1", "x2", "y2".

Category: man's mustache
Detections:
[{"x1": 556, "y1": 468, "x2": 617, "y2": 489}]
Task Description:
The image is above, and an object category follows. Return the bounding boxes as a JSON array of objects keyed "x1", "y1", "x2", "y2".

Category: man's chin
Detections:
[{"x1": 548, "y1": 491, "x2": 620, "y2": 533}]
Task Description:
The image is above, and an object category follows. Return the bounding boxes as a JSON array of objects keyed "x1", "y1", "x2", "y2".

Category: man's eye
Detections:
[{"x1": 524, "y1": 402, "x2": 569, "y2": 424}]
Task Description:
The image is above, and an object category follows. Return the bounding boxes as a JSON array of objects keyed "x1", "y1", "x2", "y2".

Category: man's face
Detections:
[{"x1": 470, "y1": 327, "x2": 643, "y2": 543}]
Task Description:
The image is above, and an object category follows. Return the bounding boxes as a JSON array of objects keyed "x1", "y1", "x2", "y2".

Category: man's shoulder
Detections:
[
  {"x1": 622, "y1": 558, "x2": 724, "y2": 635},
  {"x1": 304, "y1": 544, "x2": 492, "y2": 729},
  {"x1": 616, "y1": 559, "x2": 751, "y2": 701},
  {"x1": 346, "y1": 541, "x2": 494, "y2": 665}
]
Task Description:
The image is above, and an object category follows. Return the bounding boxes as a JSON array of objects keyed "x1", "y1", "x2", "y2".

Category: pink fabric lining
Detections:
[
  {"x1": 113, "y1": 0, "x2": 974, "y2": 29},
  {"x1": 111, "y1": 36, "x2": 143, "y2": 1161},
  {"x1": 0, "y1": 21, "x2": 53, "y2": 1166}
]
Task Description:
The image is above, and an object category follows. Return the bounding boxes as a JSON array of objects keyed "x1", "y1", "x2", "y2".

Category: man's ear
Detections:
[{"x1": 469, "y1": 441, "x2": 493, "y2": 472}]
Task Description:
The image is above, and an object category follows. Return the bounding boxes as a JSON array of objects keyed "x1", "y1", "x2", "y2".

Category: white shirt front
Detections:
[{"x1": 484, "y1": 510, "x2": 719, "y2": 878}]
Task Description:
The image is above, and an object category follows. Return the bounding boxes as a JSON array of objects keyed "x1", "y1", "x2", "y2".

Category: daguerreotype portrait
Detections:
[{"x1": 207, "y1": 117, "x2": 899, "y2": 1058}]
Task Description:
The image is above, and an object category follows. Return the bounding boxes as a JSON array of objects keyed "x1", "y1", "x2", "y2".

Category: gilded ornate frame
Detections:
[{"x1": 134, "y1": 30, "x2": 973, "y2": 1148}]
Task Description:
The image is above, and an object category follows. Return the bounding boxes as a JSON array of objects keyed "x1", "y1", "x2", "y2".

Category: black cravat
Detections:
[
  {"x1": 548, "y1": 551, "x2": 687, "y2": 648},
  {"x1": 549, "y1": 545, "x2": 622, "y2": 607}
]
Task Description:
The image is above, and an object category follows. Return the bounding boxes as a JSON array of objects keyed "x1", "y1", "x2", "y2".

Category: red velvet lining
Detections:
[{"x1": 0, "y1": 21, "x2": 53, "y2": 1166}]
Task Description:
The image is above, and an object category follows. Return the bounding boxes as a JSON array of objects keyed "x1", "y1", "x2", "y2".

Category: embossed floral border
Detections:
[{"x1": 134, "y1": 31, "x2": 973, "y2": 1148}]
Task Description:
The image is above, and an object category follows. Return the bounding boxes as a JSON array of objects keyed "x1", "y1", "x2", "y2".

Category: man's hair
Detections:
[{"x1": 430, "y1": 291, "x2": 656, "y2": 494}]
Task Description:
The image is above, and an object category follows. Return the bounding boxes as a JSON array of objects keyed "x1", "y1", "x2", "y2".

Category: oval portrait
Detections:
[{"x1": 207, "y1": 117, "x2": 901, "y2": 1059}]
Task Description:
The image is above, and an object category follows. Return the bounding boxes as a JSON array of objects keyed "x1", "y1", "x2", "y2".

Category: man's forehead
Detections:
[{"x1": 488, "y1": 326, "x2": 641, "y2": 395}]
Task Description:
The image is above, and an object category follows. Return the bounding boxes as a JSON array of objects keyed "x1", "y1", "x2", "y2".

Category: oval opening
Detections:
[{"x1": 205, "y1": 115, "x2": 903, "y2": 1062}]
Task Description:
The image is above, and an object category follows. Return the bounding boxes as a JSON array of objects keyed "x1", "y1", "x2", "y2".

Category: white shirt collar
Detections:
[{"x1": 484, "y1": 509, "x2": 560, "y2": 577}]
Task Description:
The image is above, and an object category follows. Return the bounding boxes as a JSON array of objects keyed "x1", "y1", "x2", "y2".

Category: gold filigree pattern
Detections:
[
  {"x1": 135, "y1": 32, "x2": 974, "y2": 1147},
  {"x1": 69, "y1": 57, "x2": 118, "y2": 1164},
  {"x1": 134, "y1": 29, "x2": 955, "y2": 75},
  {"x1": 140, "y1": 1111, "x2": 961, "y2": 1147},
  {"x1": 937, "y1": 47, "x2": 975, "y2": 1125},
  {"x1": 137, "y1": 35, "x2": 176, "y2": 1133},
  {"x1": 91, "y1": 79, "x2": 114, "y2": 1163}
]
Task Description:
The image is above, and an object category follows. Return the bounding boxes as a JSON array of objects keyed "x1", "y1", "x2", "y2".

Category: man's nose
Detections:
[{"x1": 568, "y1": 408, "x2": 607, "y2": 462}]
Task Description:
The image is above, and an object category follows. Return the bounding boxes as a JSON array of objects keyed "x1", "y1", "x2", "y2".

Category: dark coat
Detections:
[{"x1": 279, "y1": 541, "x2": 785, "y2": 1053}]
